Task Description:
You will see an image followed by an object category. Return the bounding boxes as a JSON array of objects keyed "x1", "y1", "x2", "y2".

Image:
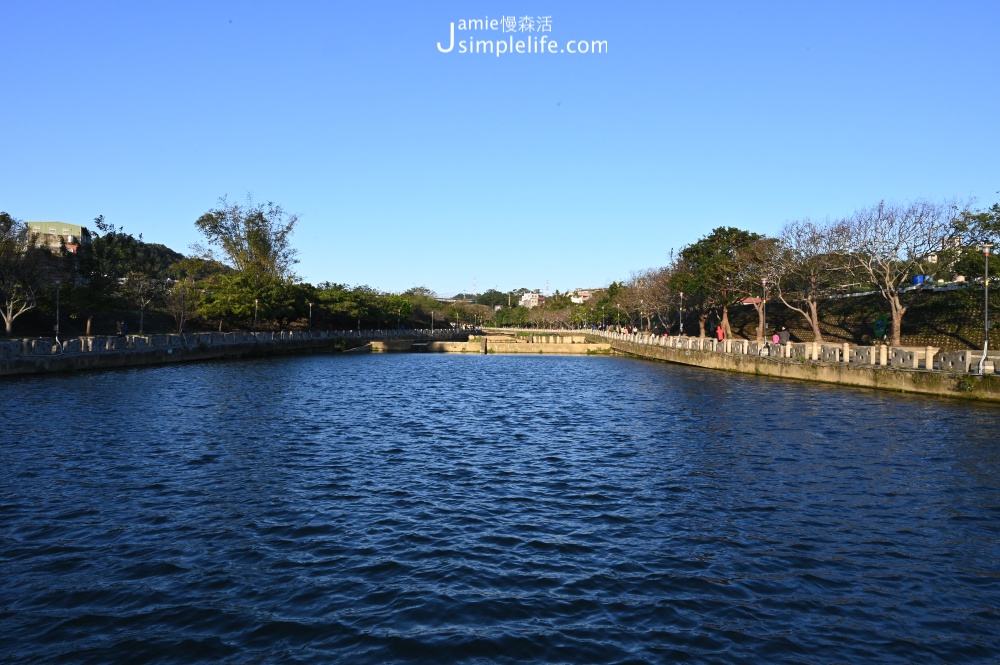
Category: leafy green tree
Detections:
[
  {"x1": 71, "y1": 215, "x2": 150, "y2": 335},
  {"x1": 475, "y1": 289, "x2": 509, "y2": 307},
  {"x1": 193, "y1": 196, "x2": 301, "y2": 328},
  {"x1": 401, "y1": 286, "x2": 442, "y2": 327},
  {"x1": 670, "y1": 227, "x2": 761, "y2": 338},
  {"x1": 543, "y1": 290, "x2": 573, "y2": 310},
  {"x1": 195, "y1": 195, "x2": 298, "y2": 279},
  {"x1": 587, "y1": 282, "x2": 622, "y2": 329},
  {"x1": 494, "y1": 305, "x2": 529, "y2": 328},
  {"x1": 949, "y1": 202, "x2": 1000, "y2": 280}
]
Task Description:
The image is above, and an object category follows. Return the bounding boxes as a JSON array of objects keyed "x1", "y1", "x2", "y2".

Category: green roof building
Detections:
[{"x1": 25, "y1": 221, "x2": 92, "y2": 253}]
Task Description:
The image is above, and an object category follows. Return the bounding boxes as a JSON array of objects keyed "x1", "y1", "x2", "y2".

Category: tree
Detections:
[
  {"x1": 842, "y1": 200, "x2": 953, "y2": 346},
  {"x1": 626, "y1": 267, "x2": 674, "y2": 331},
  {"x1": 771, "y1": 218, "x2": 851, "y2": 343},
  {"x1": 672, "y1": 227, "x2": 761, "y2": 338},
  {"x1": 70, "y1": 215, "x2": 163, "y2": 335},
  {"x1": 475, "y1": 289, "x2": 509, "y2": 308},
  {"x1": 734, "y1": 236, "x2": 781, "y2": 342},
  {"x1": 122, "y1": 270, "x2": 168, "y2": 333},
  {"x1": 0, "y1": 212, "x2": 45, "y2": 336},
  {"x1": 401, "y1": 286, "x2": 442, "y2": 327},
  {"x1": 495, "y1": 305, "x2": 529, "y2": 328},
  {"x1": 194, "y1": 196, "x2": 300, "y2": 328},
  {"x1": 948, "y1": 202, "x2": 1000, "y2": 279},
  {"x1": 195, "y1": 195, "x2": 298, "y2": 280},
  {"x1": 543, "y1": 290, "x2": 573, "y2": 310}
]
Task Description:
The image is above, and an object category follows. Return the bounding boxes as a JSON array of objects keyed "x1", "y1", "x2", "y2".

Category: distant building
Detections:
[
  {"x1": 571, "y1": 288, "x2": 601, "y2": 304},
  {"x1": 25, "y1": 221, "x2": 92, "y2": 254},
  {"x1": 519, "y1": 291, "x2": 545, "y2": 308}
]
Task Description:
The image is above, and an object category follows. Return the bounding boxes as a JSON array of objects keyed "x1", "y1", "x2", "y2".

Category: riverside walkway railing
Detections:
[
  {"x1": 0, "y1": 329, "x2": 466, "y2": 375},
  {"x1": 492, "y1": 327, "x2": 996, "y2": 376}
]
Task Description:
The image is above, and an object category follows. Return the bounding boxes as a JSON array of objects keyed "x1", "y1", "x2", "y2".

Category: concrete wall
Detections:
[
  {"x1": 369, "y1": 336, "x2": 611, "y2": 355},
  {"x1": 598, "y1": 333, "x2": 1000, "y2": 402}
]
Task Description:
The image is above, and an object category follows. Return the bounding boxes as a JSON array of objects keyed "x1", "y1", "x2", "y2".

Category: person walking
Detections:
[
  {"x1": 779, "y1": 326, "x2": 790, "y2": 345},
  {"x1": 716, "y1": 325, "x2": 724, "y2": 341}
]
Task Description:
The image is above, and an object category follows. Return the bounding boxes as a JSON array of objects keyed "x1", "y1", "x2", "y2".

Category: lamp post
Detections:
[
  {"x1": 253, "y1": 298, "x2": 259, "y2": 332},
  {"x1": 431, "y1": 310, "x2": 434, "y2": 334},
  {"x1": 980, "y1": 243, "x2": 993, "y2": 374},
  {"x1": 616, "y1": 302, "x2": 620, "y2": 328},
  {"x1": 307, "y1": 301, "x2": 313, "y2": 330},
  {"x1": 762, "y1": 278, "x2": 767, "y2": 342},
  {"x1": 54, "y1": 278, "x2": 61, "y2": 351},
  {"x1": 179, "y1": 287, "x2": 187, "y2": 335},
  {"x1": 679, "y1": 292, "x2": 684, "y2": 336}
]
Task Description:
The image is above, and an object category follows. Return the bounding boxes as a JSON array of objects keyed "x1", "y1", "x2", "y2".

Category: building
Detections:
[
  {"x1": 25, "y1": 221, "x2": 92, "y2": 254},
  {"x1": 571, "y1": 288, "x2": 602, "y2": 304},
  {"x1": 519, "y1": 291, "x2": 545, "y2": 308}
]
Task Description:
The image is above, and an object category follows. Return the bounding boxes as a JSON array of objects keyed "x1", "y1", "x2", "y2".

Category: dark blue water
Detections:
[{"x1": 2, "y1": 354, "x2": 999, "y2": 663}]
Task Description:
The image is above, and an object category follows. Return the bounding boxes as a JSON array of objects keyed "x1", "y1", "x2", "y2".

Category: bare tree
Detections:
[
  {"x1": 735, "y1": 237, "x2": 781, "y2": 341},
  {"x1": 842, "y1": 200, "x2": 952, "y2": 346},
  {"x1": 122, "y1": 271, "x2": 168, "y2": 334},
  {"x1": 627, "y1": 267, "x2": 675, "y2": 332},
  {"x1": 0, "y1": 212, "x2": 44, "y2": 336},
  {"x1": 643, "y1": 266, "x2": 676, "y2": 328},
  {"x1": 771, "y1": 218, "x2": 851, "y2": 343}
]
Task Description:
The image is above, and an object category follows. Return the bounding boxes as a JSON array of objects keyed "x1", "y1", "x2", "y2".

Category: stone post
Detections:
[
  {"x1": 811, "y1": 342, "x2": 819, "y2": 361},
  {"x1": 925, "y1": 346, "x2": 935, "y2": 370},
  {"x1": 842, "y1": 342, "x2": 850, "y2": 364},
  {"x1": 879, "y1": 344, "x2": 888, "y2": 366}
]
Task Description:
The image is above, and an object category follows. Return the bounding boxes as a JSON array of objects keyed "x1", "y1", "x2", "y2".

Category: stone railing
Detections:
[
  {"x1": 489, "y1": 328, "x2": 997, "y2": 376},
  {"x1": 591, "y1": 330, "x2": 996, "y2": 375},
  {"x1": 0, "y1": 329, "x2": 468, "y2": 375}
]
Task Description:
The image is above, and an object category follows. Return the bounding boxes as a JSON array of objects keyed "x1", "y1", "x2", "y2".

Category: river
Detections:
[{"x1": 2, "y1": 354, "x2": 998, "y2": 663}]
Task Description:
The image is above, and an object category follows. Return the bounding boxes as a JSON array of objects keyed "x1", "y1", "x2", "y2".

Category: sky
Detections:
[{"x1": 3, "y1": 1, "x2": 998, "y2": 297}]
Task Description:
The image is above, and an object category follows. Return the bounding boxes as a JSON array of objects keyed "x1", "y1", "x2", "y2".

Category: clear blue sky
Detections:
[{"x1": 3, "y1": 1, "x2": 997, "y2": 297}]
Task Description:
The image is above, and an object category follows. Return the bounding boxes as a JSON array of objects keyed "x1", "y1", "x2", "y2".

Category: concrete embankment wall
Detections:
[
  {"x1": 370, "y1": 335, "x2": 611, "y2": 355},
  {"x1": 604, "y1": 335, "x2": 1000, "y2": 402},
  {"x1": 1, "y1": 330, "x2": 467, "y2": 377}
]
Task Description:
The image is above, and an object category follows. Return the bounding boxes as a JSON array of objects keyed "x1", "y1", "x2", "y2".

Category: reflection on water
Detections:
[{"x1": 2, "y1": 355, "x2": 998, "y2": 663}]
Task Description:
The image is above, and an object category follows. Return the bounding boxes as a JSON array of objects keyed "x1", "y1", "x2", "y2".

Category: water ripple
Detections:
[{"x1": 2, "y1": 355, "x2": 999, "y2": 663}]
